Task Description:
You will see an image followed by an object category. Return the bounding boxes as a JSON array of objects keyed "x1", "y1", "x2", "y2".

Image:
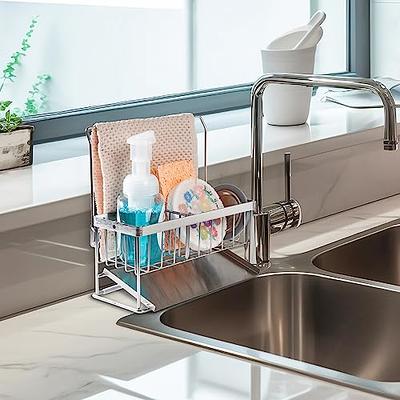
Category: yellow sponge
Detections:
[{"x1": 152, "y1": 160, "x2": 196, "y2": 199}]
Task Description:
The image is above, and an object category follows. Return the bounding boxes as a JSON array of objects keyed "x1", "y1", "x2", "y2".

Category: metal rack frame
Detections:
[{"x1": 87, "y1": 116, "x2": 256, "y2": 313}]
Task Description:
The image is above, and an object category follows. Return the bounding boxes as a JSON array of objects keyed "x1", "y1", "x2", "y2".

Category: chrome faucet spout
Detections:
[{"x1": 251, "y1": 73, "x2": 398, "y2": 267}]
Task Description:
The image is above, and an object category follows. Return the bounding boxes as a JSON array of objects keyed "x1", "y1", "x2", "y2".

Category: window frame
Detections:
[
  {"x1": 348, "y1": 0, "x2": 370, "y2": 77},
  {"x1": 24, "y1": 0, "x2": 367, "y2": 144}
]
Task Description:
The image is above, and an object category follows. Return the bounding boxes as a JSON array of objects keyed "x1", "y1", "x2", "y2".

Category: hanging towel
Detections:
[{"x1": 90, "y1": 113, "x2": 197, "y2": 260}]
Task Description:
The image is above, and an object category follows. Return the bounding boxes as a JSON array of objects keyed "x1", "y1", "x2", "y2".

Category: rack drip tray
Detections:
[{"x1": 101, "y1": 250, "x2": 255, "y2": 312}]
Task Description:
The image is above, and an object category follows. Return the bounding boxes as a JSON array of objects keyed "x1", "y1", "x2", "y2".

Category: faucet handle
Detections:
[{"x1": 284, "y1": 152, "x2": 291, "y2": 202}]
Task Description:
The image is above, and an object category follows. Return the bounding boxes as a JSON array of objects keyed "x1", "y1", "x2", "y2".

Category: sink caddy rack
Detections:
[{"x1": 87, "y1": 117, "x2": 257, "y2": 314}]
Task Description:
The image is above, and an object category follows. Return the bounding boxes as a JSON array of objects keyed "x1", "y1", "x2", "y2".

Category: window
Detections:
[
  {"x1": 371, "y1": 0, "x2": 400, "y2": 79},
  {"x1": 195, "y1": 0, "x2": 347, "y2": 89},
  {"x1": 0, "y1": 0, "x2": 353, "y2": 142}
]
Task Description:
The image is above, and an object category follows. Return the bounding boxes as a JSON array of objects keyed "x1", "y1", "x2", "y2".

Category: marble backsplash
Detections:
[
  {"x1": 0, "y1": 213, "x2": 93, "y2": 319},
  {"x1": 211, "y1": 137, "x2": 400, "y2": 223}
]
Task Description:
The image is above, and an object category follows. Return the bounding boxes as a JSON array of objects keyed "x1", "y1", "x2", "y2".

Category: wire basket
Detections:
[{"x1": 93, "y1": 201, "x2": 255, "y2": 313}]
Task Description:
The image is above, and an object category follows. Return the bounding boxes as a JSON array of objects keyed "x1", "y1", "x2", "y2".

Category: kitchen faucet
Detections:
[{"x1": 251, "y1": 73, "x2": 398, "y2": 268}]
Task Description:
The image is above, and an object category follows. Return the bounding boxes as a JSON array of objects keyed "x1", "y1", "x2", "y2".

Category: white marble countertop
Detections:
[
  {"x1": 2, "y1": 195, "x2": 399, "y2": 400},
  {"x1": 0, "y1": 155, "x2": 90, "y2": 233}
]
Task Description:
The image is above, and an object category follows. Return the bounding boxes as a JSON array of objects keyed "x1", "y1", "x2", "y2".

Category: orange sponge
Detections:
[
  {"x1": 151, "y1": 160, "x2": 196, "y2": 251},
  {"x1": 152, "y1": 160, "x2": 196, "y2": 199}
]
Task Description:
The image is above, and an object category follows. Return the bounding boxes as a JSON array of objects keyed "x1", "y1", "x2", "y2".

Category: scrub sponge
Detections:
[
  {"x1": 152, "y1": 160, "x2": 196, "y2": 199},
  {"x1": 151, "y1": 159, "x2": 196, "y2": 251}
]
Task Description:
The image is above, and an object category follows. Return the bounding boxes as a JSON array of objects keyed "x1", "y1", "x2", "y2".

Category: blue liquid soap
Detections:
[
  {"x1": 118, "y1": 130, "x2": 164, "y2": 269},
  {"x1": 118, "y1": 194, "x2": 164, "y2": 268}
]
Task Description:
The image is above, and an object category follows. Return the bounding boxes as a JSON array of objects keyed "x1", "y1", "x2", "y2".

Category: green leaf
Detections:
[
  {"x1": 0, "y1": 100, "x2": 12, "y2": 111},
  {"x1": 0, "y1": 107, "x2": 22, "y2": 133},
  {"x1": 23, "y1": 72, "x2": 51, "y2": 116},
  {"x1": 0, "y1": 16, "x2": 51, "y2": 122},
  {"x1": 1, "y1": 16, "x2": 40, "y2": 87}
]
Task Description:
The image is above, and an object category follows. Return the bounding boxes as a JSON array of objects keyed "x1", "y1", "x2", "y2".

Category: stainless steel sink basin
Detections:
[
  {"x1": 118, "y1": 220, "x2": 400, "y2": 398},
  {"x1": 160, "y1": 273, "x2": 400, "y2": 382},
  {"x1": 314, "y1": 225, "x2": 400, "y2": 286}
]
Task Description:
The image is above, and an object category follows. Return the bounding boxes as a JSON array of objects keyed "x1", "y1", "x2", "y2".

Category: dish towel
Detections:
[{"x1": 90, "y1": 113, "x2": 197, "y2": 260}]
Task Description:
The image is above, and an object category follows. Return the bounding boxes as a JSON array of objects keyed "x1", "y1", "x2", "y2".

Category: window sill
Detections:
[{"x1": 0, "y1": 99, "x2": 394, "y2": 231}]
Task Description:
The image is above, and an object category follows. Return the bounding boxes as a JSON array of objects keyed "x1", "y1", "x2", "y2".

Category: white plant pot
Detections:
[
  {"x1": 0, "y1": 125, "x2": 33, "y2": 171},
  {"x1": 261, "y1": 45, "x2": 317, "y2": 126}
]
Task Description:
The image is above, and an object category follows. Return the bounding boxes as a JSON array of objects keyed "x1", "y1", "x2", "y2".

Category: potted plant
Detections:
[
  {"x1": 0, "y1": 101, "x2": 33, "y2": 170},
  {"x1": 0, "y1": 17, "x2": 50, "y2": 171}
]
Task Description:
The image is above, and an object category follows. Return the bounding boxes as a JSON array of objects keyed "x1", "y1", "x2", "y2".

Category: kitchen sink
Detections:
[
  {"x1": 314, "y1": 225, "x2": 400, "y2": 286},
  {"x1": 160, "y1": 273, "x2": 400, "y2": 382},
  {"x1": 118, "y1": 221, "x2": 400, "y2": 398}
]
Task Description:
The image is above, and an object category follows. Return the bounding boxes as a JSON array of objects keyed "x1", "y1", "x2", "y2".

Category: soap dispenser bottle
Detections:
[{"x1": 117, "y1": 130, "x2": 164, "y2": 268}]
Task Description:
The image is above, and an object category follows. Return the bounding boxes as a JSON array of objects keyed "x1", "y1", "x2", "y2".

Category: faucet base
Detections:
[
  {"x1": 253, "y1": 198, "x2": 302, "y2": 269},
  {"x1": 265, "y1": 199, "x2": 302, "y2": 234}
]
